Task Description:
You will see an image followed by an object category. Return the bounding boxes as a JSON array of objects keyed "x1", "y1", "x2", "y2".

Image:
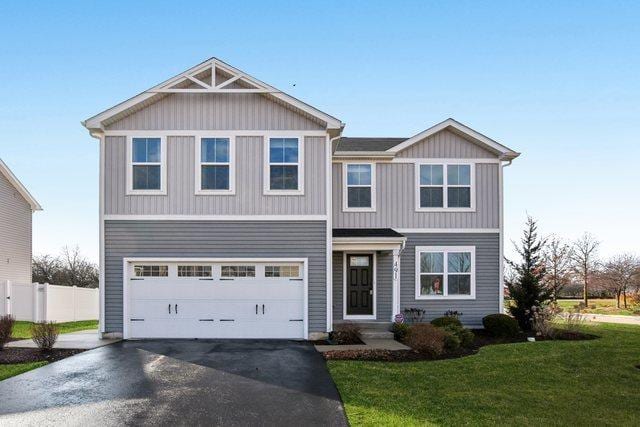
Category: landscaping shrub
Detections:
[
  {"x1": 482, "y1": 314, "x2": 520, "y2": 338},
  {"x1": 330, "y1": 323, "x2": 361, "y2": 345},
  {"x1": 404, "y1": 324, "x2": 446, "y2": 357},
  {"x1": 444, "y1": 310, "x2": 463, "y2": 319},
  {"x1": 403, "y1": 307, "x2": 426, "y2": 324},
  {"x1": 392, "y1": 322, "x2": 410, "y2": 341},
  {"x1": 431, "y1": 316, "x2": 462, "y2": 328},
  {"x1": 30, "y1": 322, "x2": 59, "y2": 351},
  {"x1": 530, "y1": 305, "x2": 559, "y2": 339},
  {"x1": 0, "y1": 315, "x2": 15, "y2": 350},
  {"x1": 564, "y1": 312, "x2": 586, "y2": 334},
  {"x1": 443, "y1": 324, "x2": 475, "y2": 348},
  {"x1": 442, "y1": 329, "x2": 461, "y2": 350}
]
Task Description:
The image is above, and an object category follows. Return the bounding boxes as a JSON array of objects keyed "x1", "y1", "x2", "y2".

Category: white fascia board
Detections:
[
  {"x1": 386, "y1": 118, "x2": 520, "y2": 160},
  {"x1": 83, "y1": 57, "x2": 344, "y2": 132},
  {"x1": 0, "y1": 158, "x2": 42, "y2": 211}
]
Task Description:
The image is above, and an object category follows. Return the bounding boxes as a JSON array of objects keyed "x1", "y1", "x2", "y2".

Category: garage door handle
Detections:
[
  {"x1": 262, "y1": 304, "x2": 265, "y2": 314},
  {"x1": 168, "y1": 304, "x2": 171, "y2": 314},
  {"x1": 175, "y1": 304, "x2": 178, "y2": 314},
  {"x1": 256, "y1": 304, "x2": 258, "y2": 314}
]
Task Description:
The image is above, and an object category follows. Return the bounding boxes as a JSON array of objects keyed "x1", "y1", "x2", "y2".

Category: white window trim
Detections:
[
  {"x1": 126, "y1": 136, "x2": 167, "y2": 195},
  {"x1": 194, "y1": 136, "x2": 236, "y2": 195},
  {"x1": 342, "y1": 162, "x2": 376, "y2": 212},
  {"x1": 343, "y1": 251, "x2": 377, "y2": 320},
  {"x1": 263, "y1": 136, "x2": 305, "y2": 195},
  {"x1": 414, "y1": 161, "x2": 475, "y2": 212},
  {"x1": 414, "y1": 246, "x2": 476, "y2": 300}
]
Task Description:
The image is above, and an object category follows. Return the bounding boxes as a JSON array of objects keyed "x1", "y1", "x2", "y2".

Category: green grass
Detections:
[
  {"x1": 328, "y1": 323, "x2": 640, "y2": 426},
  {"x1": 0, "y1": 362, "x2": 47, "y2": 381},
  {"x1": 11, "y1": 320, "x2": 98, "y2": 339},
  {"x1": 556, "y1": 299, "x2": 639, "y2": 316}
]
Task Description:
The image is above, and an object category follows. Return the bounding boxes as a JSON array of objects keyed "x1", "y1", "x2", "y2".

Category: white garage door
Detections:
[{"x1": 124, "y1": 259, "x2": 306, "y2": 339}]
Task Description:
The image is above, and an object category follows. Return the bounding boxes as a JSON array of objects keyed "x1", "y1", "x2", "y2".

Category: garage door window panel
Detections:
[
  {"x1": 134, "y1": 265, "x2": 168, "y2": 277},
  {"x1": 177, "y1": 265, "x2": 212, "y2": 277},
  {"x1": 221, "y1": 265, "x2": 256, "y2": 278}
]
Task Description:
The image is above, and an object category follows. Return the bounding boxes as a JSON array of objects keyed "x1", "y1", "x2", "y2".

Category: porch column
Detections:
[{"x1": 391, "y1": 248, "x2": 401, "y2": 321}]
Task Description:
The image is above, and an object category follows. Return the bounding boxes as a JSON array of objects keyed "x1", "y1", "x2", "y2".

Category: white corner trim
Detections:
[
  {"x1": 194, "y1": 136, "x2": 236, "y2": 195},
  {"x1": 342, "y1": 162, "x2": 376, "y2": 212},
  {"x1": 414, "y1": 245, "x2": 476, "y2": 300},
  {"x1": 98, "y1": 135, "x2": 105, "y2": 334},
  {"x1": 126, "y1": 136, "x2": 168, "y2": 196},
  {"x1": 263, "y1": 136, "x2": 305, "y2": 196},
  {"x1": 103, "y1": 215, "x2": 328, "y2": 221},
  {"x1": 0, "y1": 158, "x2": 42, "y2": 210},
  {"x1": 414, "y1": 162, "x2": 476, "y2": 213},
  {"x1": 342, "y1": 252, "x2": 377, "y2": 320},
  {"x1": 326, "y1": 135, "x2": 335, "y2": 332}
]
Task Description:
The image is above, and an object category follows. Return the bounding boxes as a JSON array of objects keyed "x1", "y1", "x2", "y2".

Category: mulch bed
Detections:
[
  {"x1": 0, "y1": 348, "x2": 84, "y2": 364},
  {"x1": 322, "y1": 328, "x2": 598, "y2": 362}
]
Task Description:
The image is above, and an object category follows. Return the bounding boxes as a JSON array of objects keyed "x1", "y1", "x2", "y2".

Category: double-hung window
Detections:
[
  {"x1": 129, "y1": 137, "x2": 165, "y2": 194},
  {"x1": 344, "y1": 163, "x2": 376, "y2": 211},
  {"x1": 415, "y1": 246, "x2": 475, "y2": 299},
  {"x1": 266, "y1": 137, "x2": 303, "y2": 194},
  {"x1": 197, "y1": 137, "x2": 234, "y2": 194},
  {"x1": 416, "y1": 163, "x2": 473, "y2": 210}
]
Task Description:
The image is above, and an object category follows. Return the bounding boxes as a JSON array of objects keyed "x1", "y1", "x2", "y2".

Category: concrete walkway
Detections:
[
  {"x1": 315, "y1": 337, "x2": 409, "y2": 352},
  {"x1": 581, "y1": 314, "x2": 640, "y2": 325},
  {"x1": 7, "y1": 329, "x2": 120, "y2": 350}
]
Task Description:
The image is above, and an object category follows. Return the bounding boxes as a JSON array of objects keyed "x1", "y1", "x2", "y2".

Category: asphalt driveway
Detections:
[{"x1": 0, "y1": 340, "x2": 347, "y2": 426}]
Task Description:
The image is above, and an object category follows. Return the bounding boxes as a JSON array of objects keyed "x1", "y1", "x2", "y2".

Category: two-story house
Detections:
[{"x1": 83, "y1": 58, "x2": 519, "y2": 340}]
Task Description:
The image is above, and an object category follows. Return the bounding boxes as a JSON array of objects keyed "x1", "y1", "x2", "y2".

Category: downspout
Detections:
[{"x1": 499, "y1": 158, "x2": 513, "y2": 314}]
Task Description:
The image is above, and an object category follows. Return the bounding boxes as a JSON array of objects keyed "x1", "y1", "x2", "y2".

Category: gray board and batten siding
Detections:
[{"x1": 104, "y1": 135, "x2": 326, "y2": 216}]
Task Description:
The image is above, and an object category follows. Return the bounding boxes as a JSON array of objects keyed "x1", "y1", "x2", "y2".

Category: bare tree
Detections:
[
  {"x1": 543, "y1": 235, "x2": 573, "y2": 300},
  {"x1": 59, "y1": 246, "x2": 99, "y2": 288},
  {"x1": 598, "y1": 254, "x2": 640, "y2": 308},
  {"x1": 32, "y1": 254, "x2": 62, "y2": 284},
  {"x1": 571, "y1": 233, "x2": 600, "y2": 306}
]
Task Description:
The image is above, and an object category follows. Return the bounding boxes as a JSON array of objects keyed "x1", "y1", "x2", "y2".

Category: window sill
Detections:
[
  {"x1": 415, "y1": 295, "x2": 476, "y2": 300},
  {"x1": 126, "y1": 189, "x2": 167, "y2": 196},
  {"x1": 415, "y1": 207, "x2": 476, "y2": 213},
  {"x1": 263, "y1": 189, "x2": 305, "y2": 196},
  {"x1": 343, "y1": 207, "x2": 376, "y2": 213},
  {"x1": 195, "y1": 189, "x2": 236, "y2": 196}
]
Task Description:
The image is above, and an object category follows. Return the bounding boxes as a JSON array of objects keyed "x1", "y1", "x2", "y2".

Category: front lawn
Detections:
[
  {"x1": 0, "y1": 362, "x2": 47, "y2": 381},
  {"x1": 556, "y1": 299, "x2": 638, "y2": 316},
  {"x1": 11, "y1": 320, "x2": 98, "y2": 339},
  {"x1": 328, "y1": 323, "x2": 640, "y2": 426}
]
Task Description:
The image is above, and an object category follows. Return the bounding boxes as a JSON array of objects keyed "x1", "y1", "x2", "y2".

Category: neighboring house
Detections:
[
  {"x1": 82, "y1": 58, "x2": 519, "y2": 340},
  {"x1": 0, "y1": 159, "x2": 42, "y2": 286}
]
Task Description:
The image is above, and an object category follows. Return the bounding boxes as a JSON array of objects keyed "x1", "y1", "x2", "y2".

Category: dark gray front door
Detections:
[{"x1": 346, "y1": 254, "x2": 373, "y2": 315}]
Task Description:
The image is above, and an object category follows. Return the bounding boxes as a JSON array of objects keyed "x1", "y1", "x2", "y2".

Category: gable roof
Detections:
[
  {"x1": 82, "y1": 57, "x2": 344, "y2": 133},
  {"x1": 387, "y1": 118, "x2": 520, "y2": 160},
  {"x1": 335, "y1": 137, "x2": 407, "y2": 152},
  {"x1": 0, "y1": 158, "x2": 42, "y2": 211}
]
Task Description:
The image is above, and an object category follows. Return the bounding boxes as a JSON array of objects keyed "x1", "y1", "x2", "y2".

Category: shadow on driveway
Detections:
[{"x1": 0, "y1": 340, "x2": 347, "y2": 426}]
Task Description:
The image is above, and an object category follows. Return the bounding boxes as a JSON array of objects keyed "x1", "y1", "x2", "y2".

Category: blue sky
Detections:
[{"x1": 1, "y1": 1, "x2": 638, "y2": 262}]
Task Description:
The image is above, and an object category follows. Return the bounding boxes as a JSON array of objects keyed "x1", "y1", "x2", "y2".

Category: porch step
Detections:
[
  {"x1": 335, "y1": 321, "x2": 391, "y2": 331},
  {"x1": 361, "y1": 330, "x2": 394, "y2": 339}
]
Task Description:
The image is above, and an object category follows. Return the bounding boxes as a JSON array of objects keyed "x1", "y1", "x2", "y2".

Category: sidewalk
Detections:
[
  {"x1": 7, "y1": 329, "x2": 121, "y2": 350},
  {"x1": 581, "y1": 314, "x2": 640, "y2": 325}
]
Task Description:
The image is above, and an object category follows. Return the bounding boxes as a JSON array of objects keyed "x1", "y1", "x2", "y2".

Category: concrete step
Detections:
[
  {"x1": 360, "y1": 330, "x2": 394, "y2": 339},
  {"x1": 336, "y1": 321, "x2": 391, "y2": 331}
]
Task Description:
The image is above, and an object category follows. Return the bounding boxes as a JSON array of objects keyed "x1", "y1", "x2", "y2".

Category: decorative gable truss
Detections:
[
  {"x1": 151, "y1": 59, "x2": 277, "y2": 94},
  {"x1": 83, "y1": 57, "x2": 344, "y2": 133}
]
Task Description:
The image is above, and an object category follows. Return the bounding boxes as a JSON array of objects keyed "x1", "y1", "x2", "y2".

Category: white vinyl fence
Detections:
[{"x1": 0, "y1": 281, "x2": 99, "y2": 322}]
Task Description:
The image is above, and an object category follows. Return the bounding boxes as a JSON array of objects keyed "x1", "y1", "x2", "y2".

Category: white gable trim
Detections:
[
  {"x1": 386, "y1": 118, "x2": 520, "y2": 160},
  {"x1": 0, "y1": 158, "x2": 42, "y2": 211},
  {"x1": 83, "y1": 58, "x2": 343, "y2": 132}
]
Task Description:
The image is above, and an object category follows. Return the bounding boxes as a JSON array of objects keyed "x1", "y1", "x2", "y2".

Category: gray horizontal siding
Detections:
[
  {"x1": 104, "y1": 221, "x2": 326, "y2": 334},
  {"x1": 105, "y1": 135, "x2": 326, "y2": 215},
  {"x1": 0, "y1": 172, "x2": 32, "y2": 284},
  {"x1": 332, "y1": 251, "x2": 392, "y2": 323},
  {"x1": 400, "y1": 233, "x2": 500, "y2": 327},
  {"x1": 333, "y1": 162, "x2": 499, "y2": 228},
  {"x1": 396, "y1": 129, "x2": 497, "y2": 158},
  {"x1": 105, "y1": 93, "x2": 324, "y2": 131}
]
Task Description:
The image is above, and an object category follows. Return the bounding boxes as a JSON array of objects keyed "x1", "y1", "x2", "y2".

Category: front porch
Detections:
[{"x1": 331, "y1": 229, "x2": 406, "y2": 324}]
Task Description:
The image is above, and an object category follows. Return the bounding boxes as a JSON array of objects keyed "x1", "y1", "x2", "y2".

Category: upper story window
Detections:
[
  {"x1": 196, "y1": 137, "x2": 234, "y2": 194},
  {"x1": 416, "y1": 163, "x2": 474, "y2": 211},
  {"x1": 415, "y1": 246, "x2": 475, "y2": 299},
  {"x1": 265, "y1": 137, "x2": 304, "y2": 195},
  {"x1": 343, "y1": 163, "x2": 376, "y2": 212},
  {"x1": 128, "y1": 137, "x2": 166, "y2": 195}
]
